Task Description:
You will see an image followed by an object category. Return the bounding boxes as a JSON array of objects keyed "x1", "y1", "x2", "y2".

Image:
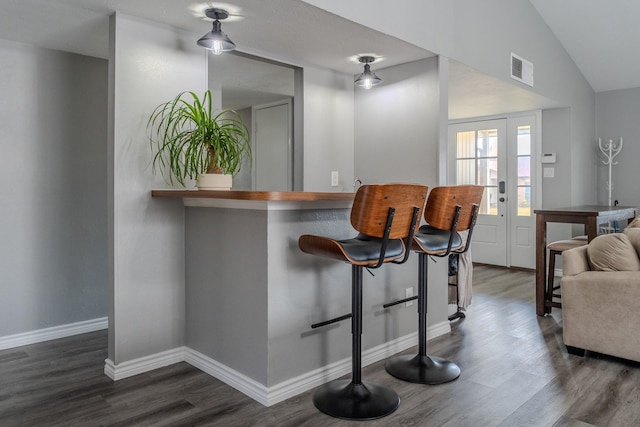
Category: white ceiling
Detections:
[
  {"x1": 0, "y1": 0, "x2": 636, "y2": 118},
  {"x1": 530, "y1": 0, "x2": 640, "y2": 93},
  {"x1": 0, "y1": 0, "x2": 433, "y2": 73}
]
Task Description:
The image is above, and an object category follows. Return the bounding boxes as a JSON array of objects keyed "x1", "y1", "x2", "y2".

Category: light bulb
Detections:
[
  {"x1": 363, "y1": 78, "x2": 373, "y2": 90},
  {"x1": 211, "y1": 40, "x2": 223, "y2": 55}
]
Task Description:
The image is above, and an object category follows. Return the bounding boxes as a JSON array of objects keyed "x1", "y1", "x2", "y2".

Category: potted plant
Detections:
[{"x1": 147, "y1": 90, "x2": 250, "y2": 190}]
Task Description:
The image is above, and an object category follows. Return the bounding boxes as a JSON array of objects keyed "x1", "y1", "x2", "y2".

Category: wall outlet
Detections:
[
  {"x1": 405, "y1": 287, "x2": 414, "y2": 307},
  {"x1": 331, "y1": 171, "x2": 339, "y2": 186}
]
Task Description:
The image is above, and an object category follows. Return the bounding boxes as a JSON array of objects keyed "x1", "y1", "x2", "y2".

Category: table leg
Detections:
[
  {"x1": 586, "y1": 217, "x2": 598, "y2": 241},
  {"x1": 536, "y1": 214, "x2": 547, "y2": 316}
]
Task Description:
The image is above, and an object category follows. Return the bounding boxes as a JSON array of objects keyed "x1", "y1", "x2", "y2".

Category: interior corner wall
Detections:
[
  {"x1": 108, "y1": 13, "x2": 206, "y2": 363},
  {"x1": 568, "y1": 86, "x2": 597, "y2": 206},
  {"x1": 541, "y1": 108, "x2": 572, "y2": 209},
  {"x1": 354, "y1": 58, "x2": 439, "y2": 185},
  {"x1": 0, "y1": 38, "x2": 108, "y2": 338},
  {"x1": 541, "y1": 107, "x2": 573, "y2": 241},
  {"x1": 302, "y1": 67, "x2": 354, "y2": 191},
  {"x1": 596, "y1": 88, "x2": 640, "y2": 207}
]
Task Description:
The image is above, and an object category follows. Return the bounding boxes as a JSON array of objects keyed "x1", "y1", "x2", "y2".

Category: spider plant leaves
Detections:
[{"x1": 147, "y1": 90, "x2": 251, "y2": 187}]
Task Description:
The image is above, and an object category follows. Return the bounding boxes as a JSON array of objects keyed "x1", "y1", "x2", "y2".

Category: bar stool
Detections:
[
  {"x1": 298, "y1": 183, "x2": 428, "y2": 420},
  {"x1": 545, "y1": 237, "x2": 588, "y2": 313},
  {"x1": 385, "y1": 185, "x2": 483, "y2": 385}
]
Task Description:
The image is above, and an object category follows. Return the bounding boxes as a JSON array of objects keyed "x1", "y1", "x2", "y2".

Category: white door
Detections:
[
  {"x1": 252, "y1": 100, "x2": 292, "y2": 191},
  {"x1": 448, "y1": 115, "x2": 537, "y2": 268},
  {"x1": 449, "y1": 119, "x2": 507, "y2": 266}
]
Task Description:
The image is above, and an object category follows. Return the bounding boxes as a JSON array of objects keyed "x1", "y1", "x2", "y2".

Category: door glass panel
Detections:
[
  {"x1": 477, "y1": 129, "x2": 498, "y2": 157},
  {"x1": 454, "y1": 128, "x2": 499, "y2": 216},
  {"x1": 516, "y1": 125, "x2": 531, "y2": 216},
  {"x1": 517, "y1": 186, "x2": 531, "y2": 216},
  {"x1": 477, "y1": 158, "x2": 498, "y2": 187},
  {"x1": 517, "y1": 127, "x2": 531, "y2": 155},
  {"x1": 456, "y1": 159, "x2": 476, "y2": 184},
  {"x1": 517, "y1": 157, "x2": 530, "y2": 185},
  {"x1": 456, "y1": 131, "x2": 476, "y2": 158}
]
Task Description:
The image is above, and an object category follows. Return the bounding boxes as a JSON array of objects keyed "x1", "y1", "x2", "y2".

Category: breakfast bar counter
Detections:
[
  {"x1": 152, "y1": 189, "x2": 443, "y2": 406},
  {"x1": 152, "y1": 189, "x2": 356, "y2": 202}
]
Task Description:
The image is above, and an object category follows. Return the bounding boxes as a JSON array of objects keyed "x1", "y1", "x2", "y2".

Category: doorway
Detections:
[
  {"x1": 252, "y1": 99, "x2": 293, "y2": 191},
  {"x1": 448, "y1": 113, "x2": 538, "y2": 268}
]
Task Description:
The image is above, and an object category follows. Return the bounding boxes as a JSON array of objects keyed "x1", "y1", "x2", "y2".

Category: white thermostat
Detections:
[{"x1": 541, "y1": 153, "x2": 556, "y2": 164}]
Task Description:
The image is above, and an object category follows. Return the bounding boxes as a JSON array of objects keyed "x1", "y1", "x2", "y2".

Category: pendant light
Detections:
[
  {"x1": 197, "y1": 8, "x2": 236, "y2": 55},
  {"x1": 354, "y1": 56, "x2": 382, "y2": 89}
]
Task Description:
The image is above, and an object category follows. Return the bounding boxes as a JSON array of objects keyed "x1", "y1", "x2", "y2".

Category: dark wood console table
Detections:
[{"x1": 534, "y1": 205, "x2": 637, "y2": 316}]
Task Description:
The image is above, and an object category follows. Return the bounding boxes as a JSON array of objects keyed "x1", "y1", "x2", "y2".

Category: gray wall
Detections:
[
  {"x1": 354, "y1": 58, "x2": 440, "y2": 185},
  {"x1": 108, "y1": 13, "x2": 205, "y2": 363},
  {"x1": 265, "y1": 209, "x2": 420, "y2": 386},
  {"x1": 185, "y1": 207, "x2": 269, "y2": 384},
  {"x1": 596, "y1": 88, "x2": 640, "y2": 207},
  {"x1": 232, "y1": 107, "x2": 253, "y2": 190},
  {"x1": 541, "y1": 108, "x2": 572, "y2": 209},
  {"x1": 303, "y1": 67, "x2": 355, "y2": 191},
  {"x1": 0, "y1": 39, "x2": 108, "y2": 336}
]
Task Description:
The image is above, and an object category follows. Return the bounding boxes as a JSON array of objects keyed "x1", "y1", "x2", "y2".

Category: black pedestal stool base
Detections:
[
  {"x1": 385, "y1": 353, "x2": 461, "y2": 385},
  {"x1": 313, "y1": 380, "x2": 400, "y2": 420}
]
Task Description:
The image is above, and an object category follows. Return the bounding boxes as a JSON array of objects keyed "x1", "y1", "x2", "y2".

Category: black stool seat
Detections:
[
  {"x1": 414, "y1": 225, "x2": 462, "y2": 254},
  {"x1": 300, "y1": 233, "x2": 405, "y2": 265},
  {"x1": 299, "y1": 183, "x2": 428, "y2": 420}
]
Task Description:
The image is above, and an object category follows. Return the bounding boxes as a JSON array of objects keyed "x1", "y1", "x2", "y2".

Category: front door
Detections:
[{"x1": 448, "y1": 114, "x2": 537, "y2": 268}]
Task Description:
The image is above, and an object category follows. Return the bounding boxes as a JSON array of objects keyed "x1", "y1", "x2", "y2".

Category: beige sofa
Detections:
[{"x1": 561, "y1": 221, "x2": 640, "y2": 362}]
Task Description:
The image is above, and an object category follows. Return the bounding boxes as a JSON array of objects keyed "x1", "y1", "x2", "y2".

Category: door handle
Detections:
[
  {"x1": 499, "y1": 181, "x2": 505, "y2": 194},
  {"x1": 499, "y1": 197, "x2": 505, "y2": 202}
]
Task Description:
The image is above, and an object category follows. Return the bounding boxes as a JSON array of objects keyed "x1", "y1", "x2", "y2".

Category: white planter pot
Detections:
[{"x1": 196, "y1": 173, "x2": 233, "y2": 191}]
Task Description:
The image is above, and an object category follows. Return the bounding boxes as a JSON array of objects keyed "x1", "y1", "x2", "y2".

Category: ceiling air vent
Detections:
[{"x1": 511, "y1": 52, "x2": 534, "y2": 87}]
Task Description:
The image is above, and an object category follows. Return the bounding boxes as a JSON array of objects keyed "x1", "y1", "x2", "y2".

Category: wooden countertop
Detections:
[
  {"x1": 534, "y1": 205, "x2": 637, "y2": 216},
  {"x1": 152, "y1": 189, "x2": 355, "y2": 203}
]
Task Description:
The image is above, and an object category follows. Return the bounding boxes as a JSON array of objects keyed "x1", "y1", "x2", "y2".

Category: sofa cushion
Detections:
[
  {"x1": 626, "y1": 217, "x2": 640, "y2": 228},
  {"x1": 624, "y1": 227, "x2": 640, "y2": 258},
  {"x1": 587, "y1": 233, "x2": 640, "y2": 271}
]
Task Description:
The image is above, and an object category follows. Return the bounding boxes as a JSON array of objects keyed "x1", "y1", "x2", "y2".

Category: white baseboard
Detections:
[
  {"x1": 263, "y1": 331, "x2": 421, "y2": 407},
  {"x1": 0, "y1": 317, "x2": 108, "y2": 351},
  {"x1": 102, "y1": 320, "x2": 451, "y2": 407},
  {"x1": 427, "y1": 319, "x2": 452, "y2": 340},
  {"x1": 104, "y1": 347, "x2": 185, "y2": 381},
  {"x1": 188, "y1": 320, "x2": 450, "y2": 407},
  {"x1": 184, "y1": 347, "x2": 270, "y2": 405}
]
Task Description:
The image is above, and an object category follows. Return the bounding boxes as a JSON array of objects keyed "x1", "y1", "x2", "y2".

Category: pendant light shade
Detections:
[
  {"x1": 197, "y1": 8, "x2": 236, "y2": 55},
  {"x1": 354, "y1": 56, "x2": 382, "y2": 89}
]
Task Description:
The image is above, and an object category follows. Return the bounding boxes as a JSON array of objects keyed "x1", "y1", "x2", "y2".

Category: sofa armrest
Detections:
[
  {"x1": 561, "y1": 271, "x2": 640, "y2": 362},
  {"x1": 562, "y1": 245, "x2": 589, "y2": 276}
]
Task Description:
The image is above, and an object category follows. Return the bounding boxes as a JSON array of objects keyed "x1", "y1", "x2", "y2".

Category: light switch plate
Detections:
[
  {"x1": 331, "y1": 171, "x2": 339, "y2": 186},
  {"x1": 543, "y1": 167, "x2": 555, "y2": 178}
]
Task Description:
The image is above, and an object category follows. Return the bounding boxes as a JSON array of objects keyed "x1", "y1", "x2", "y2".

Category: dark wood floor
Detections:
[{"x1": 2, "y1": 265, "x2": 640, "y2": 426}]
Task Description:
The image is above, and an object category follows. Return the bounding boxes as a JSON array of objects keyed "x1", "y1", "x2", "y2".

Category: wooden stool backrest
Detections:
[
  {"x1": 351, "y1": 184, "x2": 428, "y2": 239},
  {"x1": 423, "y1": 185, "x2": 484, "y2": 232}
]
